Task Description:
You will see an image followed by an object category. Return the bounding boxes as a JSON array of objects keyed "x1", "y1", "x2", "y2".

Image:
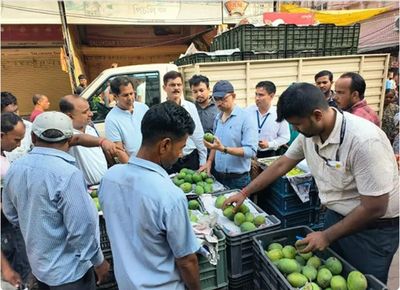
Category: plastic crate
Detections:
[
  {"x1": 210, "y1": 190, "x2": 281, "y2": 278},
  {"x1": 96, "y1": 254, "x2": 118, "y2": 290},
  {"x1": 261, "y1": 202, "x2": 315, "y2": 229},
  {"x1": 285, "y1": 49, "x2": 325, "y2": 58},
  {"x1": 324, "y1": 23, "x2": 360, "y2": 50},
  {"x1": 241, "y1": 51, "x2": 285, "y2": 60},
  {"x1": 198, "y1": 229, "x2": 229, "y2": 290},
  {"x1": 99, "y1": 216, "x2": 111, "y2": 255},
  {"x1": 252, "y1": 226, "x2": 388, "y2": 290},
  {"x1": 228, "y1": 273, "x2": 254, "y2": 290},
  {"x1": 268, "y1": 175, "x2": 316, "y2": 196},
  {"x1": 285, "y1": 24, "x2": 326, "y2": 51},
  {"x1": 324, "y1": 47, "x2": 358, "y2": 56}
]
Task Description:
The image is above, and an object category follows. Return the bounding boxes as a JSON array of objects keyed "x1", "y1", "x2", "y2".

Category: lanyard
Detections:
[
  {"x1": 314, "y1": 111, "x2": 346, "y2": 164},
  {"x1": 256, "y1": 111, "x2": 270, "y2": 134}
]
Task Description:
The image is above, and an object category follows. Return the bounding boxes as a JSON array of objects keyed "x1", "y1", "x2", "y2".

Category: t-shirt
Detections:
[{"x1": 30, "y1": 109, "x2": 43, "y2": 122}]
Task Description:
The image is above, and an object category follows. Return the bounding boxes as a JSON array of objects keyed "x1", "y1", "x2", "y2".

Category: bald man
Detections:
[{"x1": 59, "y1": 95, "x2": 108, "y2": 185}]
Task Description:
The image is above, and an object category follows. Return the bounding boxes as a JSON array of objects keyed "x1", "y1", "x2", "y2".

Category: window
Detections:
[{"x1": 88, "y1": 71, "x2": 161, "y2": 122}]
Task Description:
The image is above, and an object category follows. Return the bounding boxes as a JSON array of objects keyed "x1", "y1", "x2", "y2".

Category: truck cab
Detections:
[{"x1": 80, "y1": 63, "x2": 178, "y2": 135}]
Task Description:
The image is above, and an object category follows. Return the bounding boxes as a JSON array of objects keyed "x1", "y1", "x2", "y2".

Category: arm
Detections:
[
  {"x1": 1, "y1": 251, "x2": 21, "y2": 287},
  {"x1": 113, "y1": 141, "x2": 130, "y2": 164},
  {"x1": 176, "y1": 254, "x2": 200, "y2": 290},
  {"x1": 299, "y1": 138, "x2": 395, "y2": 252},
  {"x1": 69, "y1": 134, "x2": 121, "y2": 161},
  {"x1": 199, "y1": 148, "x2": 215, "y2": 176},
  {"x1": 58, "y1": 171, "x2": 109, "y2": 282},
  {"x1": 268, "y1": 120, "x2": 291, "y2": 150}
]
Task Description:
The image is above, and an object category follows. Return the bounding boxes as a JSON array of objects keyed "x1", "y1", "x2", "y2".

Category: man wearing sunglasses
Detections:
[
  {"x1": 201, "y1": 80, "x2": 258, "y2": 190},
  {"x1": 224, "y1": 83, "x2": 398, "y2": 284}
]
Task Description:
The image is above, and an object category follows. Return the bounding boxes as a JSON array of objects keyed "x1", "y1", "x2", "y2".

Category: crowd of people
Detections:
[{"x1": 0, "y1": 68, "x2": 399, "y2": 290}]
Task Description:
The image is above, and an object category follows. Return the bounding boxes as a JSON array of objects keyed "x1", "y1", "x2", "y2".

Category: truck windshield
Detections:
[{"x1": 88, "y1": 71, "x2": 160, "y2": 122}]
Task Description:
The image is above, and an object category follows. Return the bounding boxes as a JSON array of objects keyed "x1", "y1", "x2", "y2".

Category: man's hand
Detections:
[
  {"x1": 296, "y1": 231, "x2": 331, "y2": 253},
  {"x1": 95, "y1": 259, "x2": 110, "y2": 285},
  {"x1": 222, "y1": 191, "x2": 246, "y2": 212},
  {"x1": 100, "y1": 139, "x2": 123, "y2": 160},
  {"x1": 258, "y1": 140, "x2": 269, "y2": 149},
  {"x1": 204, "y1": 137, "x2": 224, "y2": 152},
  {"x1": 2, "y1": 264, "x2": 22, "y2": 287},
  {"x1": 198, "y1": 162, "x2": 211, "y2": 176}
]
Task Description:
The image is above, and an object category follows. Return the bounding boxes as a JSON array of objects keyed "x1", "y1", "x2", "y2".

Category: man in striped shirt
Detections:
[{"x1": 3, "y1": 112, "x2": 109, "y2": 290}]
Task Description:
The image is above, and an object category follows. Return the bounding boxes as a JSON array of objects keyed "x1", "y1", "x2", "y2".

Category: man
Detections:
[
  {"x1": 75, "y1": 74, "x2": 88, "y2": 95},
  {"x1": 1, "y1": 92, "x2": 33, "y2": 162},
  {"x1": 105, "y1": 76, "x2": 149, "y2": 163},
  {"x1": 189, "y1": 74, "x2": 218, "y2": 134},
  {"x1": 3, "y1": 111, "x2": 110, "y2": 289},
  {"x1": 163, "y1": 71, "x2": 207, "y2": 173},
  {"x1": 247, "y1": 81, "x2": 290, "y2": 158},
  {"x1": 225, "y1": 83, "x2": 399, "y2": 283},
  {"x1": 201, "y1": 80, "x2": 258, "y2": 189},
  {"x1": 1, "y1": 112, "x2": 30, "y2": 289},
  {"x1": 314, "y1": 70, "x2": 337, "y2": 108},
  {"x1": 59, "y1": 95, "x2": 108, "y2": 185},
  {"x1": 334, "y1": 72, "x2": 380, "y2": 126},
  {"x1": 99, "y1": 102, "x2": 200, "y2": 290},
  {"x1": 30, "y1": 94, "x2": 50, "y2": 122}
]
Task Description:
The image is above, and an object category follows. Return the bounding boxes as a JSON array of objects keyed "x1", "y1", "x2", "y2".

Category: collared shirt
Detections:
[
  {"x1": 247, "y1": 105, "x2": 290, "y2": 151},
  {"x1": 285, "y1": 108, "x2": 399, "y2": 218},
  {"x1": 195, "y1": 101, "x2": 219, "y2": 134},
  {"x1": 68, "y1": 125, "x2": 107, "y2": 185},
  {"x1": 181, "y1": 99, "x2": 207, "y2": 165},
  {"x1": 4, "y1": 120, "x2": 33, "y2": 163},
  {"x1": 2, "y1": 147, "x2": 103, "y2": 286},
  {"x1": 349, "y1": 99, "x2": 380, "y2": 127},
  {"x1": 99, "y1": 156, "x2": 199, "y2": 290},
  {"x1": 214, "y1": 105, "x2": 258, "y2": 174},
  {"x1": 105, "y1": 102, "x2": 149, "y2": 156},
  {"x1": 327, "y1": 91, "x2": 338, "y2": 108}
]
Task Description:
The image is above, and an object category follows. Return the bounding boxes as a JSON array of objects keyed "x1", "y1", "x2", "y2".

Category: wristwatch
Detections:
[{"x1": 223, "y1": 146, "x2": 228, "y2": 154}]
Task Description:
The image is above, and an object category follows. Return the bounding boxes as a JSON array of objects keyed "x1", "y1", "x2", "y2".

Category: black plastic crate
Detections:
[
  {"x1": 268, "y1": 175, "x2": 316, "y2": 197},
  {"x1": 228, "y1": 273, "x2": 254, "y2": 290},
  {"x1": 285, "y1": 49, "x2": 325, "y2": 58},
  {"x1": 253, "y1": 226, "x2": 387, "y2": 290},
  {"x1": 99, "y1": 216, "x2": 112, "y2": 255},
  {"x1": 324, "y1": 47, "x2": 358, "y2": 56},
  {"x1": 241, "y1": 51, "x2": 285, "y2": 60},
  {"x1": 261, "y1": 202, "x2": 315, "y2": 229},
  {"x1": 285, "y1": 24, "x2": 326, "y2": 51},
  {"x1": 324, "y1": 23, "x2": 360, "y2": 49},
  {"x1": 207, "y1": 190, "x2": 281, "y2": 278}
]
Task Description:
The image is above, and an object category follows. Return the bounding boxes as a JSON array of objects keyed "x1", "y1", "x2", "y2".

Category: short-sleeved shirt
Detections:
[
  {"x1": 68, "y1": 125, "x2": 107, "y2": 185},
  {"x1": 349, "y1": 99, "x2": 380, "y2": 127},
  {"x1": 98, "y1": 156, "x2": 199, "y2": 290},
  {"x1": 247, "y1": 105, "x2": 290, "y2": 151},
  {"x1": 4, "y1": 120, "x2": 33, "y2": 163},
  {"x1": 214, "y1": 106, "x2": 258, "y2": 174},
  {"x1": 195, "y1": 101, "x2": 219, "y2": 134},
  {"x1": 29, "y1": 109, "x2": 43, "y2": 122},
  {"x1": 104, "y1": 102, "x2": 149, "y2": 156},
  {"x1": 285, "y1": 109, "x2": 399, "y2": 218}
]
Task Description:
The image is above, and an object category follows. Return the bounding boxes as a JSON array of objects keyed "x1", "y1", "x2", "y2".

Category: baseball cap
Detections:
[
  {"x1": 212, "y1": 80, "x2": 234, "y2": 98},
  {"x1": 32, "y1": 111, "x2": 74, "y2": 142}
]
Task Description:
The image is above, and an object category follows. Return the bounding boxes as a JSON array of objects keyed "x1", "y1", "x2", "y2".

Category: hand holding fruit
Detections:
[
  {"x1": 198, "y1": 161, "x2": 211, "y2": 176},
  {"x1": 296, "y1": 231, "x2": 330, "y2": 253},
  {"x1": 204, "y1": 134, "x2": 224, "y2": 151},
  {"x1": 222, "y1": 191, "x2": 246, "y2": 212}
]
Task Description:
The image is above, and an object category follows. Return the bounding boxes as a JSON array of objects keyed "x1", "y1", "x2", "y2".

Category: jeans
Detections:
[
  {"x1": 37, "y1": 267, "x2": 96, "y2": 290},
  {"x1": 1, "y1": 226, "x2": 31, "y2": 283},
  {"x1": 324, "y1": 209, "x2": 399, "y2": 284},
  {"x1": 215, "y1": 172, "x2": 251, "y2": 190}
]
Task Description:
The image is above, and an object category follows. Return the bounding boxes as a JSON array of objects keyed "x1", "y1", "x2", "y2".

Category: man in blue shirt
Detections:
[
  {"x1": 3, "y1": 111, "x2": 109, "y2": 289},
  {"x1": 201, "y1": 80, "x2": 258, "y2": 190},
  {"x1": 99, "y1": 101, "x2": 200, "y2": 290},
  {"x1": 105, "y1": 76, "x2": 149, "y2": 163}
]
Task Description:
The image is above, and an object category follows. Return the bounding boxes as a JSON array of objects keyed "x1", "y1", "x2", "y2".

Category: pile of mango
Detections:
[
  {"x1": 264, "y1": 241, "x2": 368, "y2": 290},
  {"x1": 89, "y1": 189, "x2": 101, "y2": 212},
  {"x1": 215, "y1": 195, "x2": 266, "y2": 233},
  {"x1": 173, "y1": 168, "x2": 214, "y2": 194},
  {"x1": 187, "y1": 199, "x2": 202, "y2": 223}
]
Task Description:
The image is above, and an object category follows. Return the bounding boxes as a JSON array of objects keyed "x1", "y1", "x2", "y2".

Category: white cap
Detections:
[{"x1": 32, "y1": 111, "x2": 74, "y2": 142}]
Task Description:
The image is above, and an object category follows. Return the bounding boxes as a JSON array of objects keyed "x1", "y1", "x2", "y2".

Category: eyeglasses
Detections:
[{"x1": 212, "y1": 94, "x2": 232, "y2": 102}]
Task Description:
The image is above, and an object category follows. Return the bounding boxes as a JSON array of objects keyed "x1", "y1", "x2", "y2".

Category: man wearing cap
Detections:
[
  {"x1": 162, "y1": 71, "x2": 207, "y2": 173},
  {"x1": 201, "y1": 80, "x2": 258, "y2": 189},
  {"x1": 3, "y1": 112, "x2": 110, "y2": 289}
]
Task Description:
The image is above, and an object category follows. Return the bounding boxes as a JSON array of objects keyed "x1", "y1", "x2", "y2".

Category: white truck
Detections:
[{"x1": 81, "y1": 54, "x2": 389, "y2": 135}]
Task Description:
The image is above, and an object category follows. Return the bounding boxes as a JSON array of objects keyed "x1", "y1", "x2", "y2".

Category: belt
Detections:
[
  {"x1": 367, "y1": 217, "x2": 399, "y2": 229},
  {"x1": 215, "y1": 171, "x2": 248, "y2": 179}
]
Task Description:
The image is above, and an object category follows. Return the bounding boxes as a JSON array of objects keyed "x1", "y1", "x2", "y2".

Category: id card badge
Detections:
[{"x1": 327, "y1": 160, "x2": 343, "y2": 169}]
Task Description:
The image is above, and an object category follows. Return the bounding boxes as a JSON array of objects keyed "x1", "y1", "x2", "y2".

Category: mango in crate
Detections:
[
  {"x1": 286, "y1": 167, "x2": 305, "y2": 177},
  {"x1": 347, "y1": 271, "x2": 367, "y2": 290},
  {"x1": 240, "y1": 221, "x2": 256, "y2": 232},
  {"x1": 215, "y1": 195, "x2": 226, "y2": 208}
]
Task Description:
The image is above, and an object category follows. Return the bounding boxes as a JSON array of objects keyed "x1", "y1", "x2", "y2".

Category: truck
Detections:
[{"x1": 81, "y1": 54, "x2": 390, "y2": 135}]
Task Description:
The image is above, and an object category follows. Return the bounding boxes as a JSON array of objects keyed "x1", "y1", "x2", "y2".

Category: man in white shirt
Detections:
[
  {"x1": 247, "y1": 81, "x2": 290, "y2": 158},
  {"x1": 162, "y1": 71, "x2": 207, "y2": 173},
  {"x1": 60, "y1": 95, "x2": 108, "y2": 185},
  {"x1": 225, "y1": 83, "x2": 399, "y2": 283}
]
